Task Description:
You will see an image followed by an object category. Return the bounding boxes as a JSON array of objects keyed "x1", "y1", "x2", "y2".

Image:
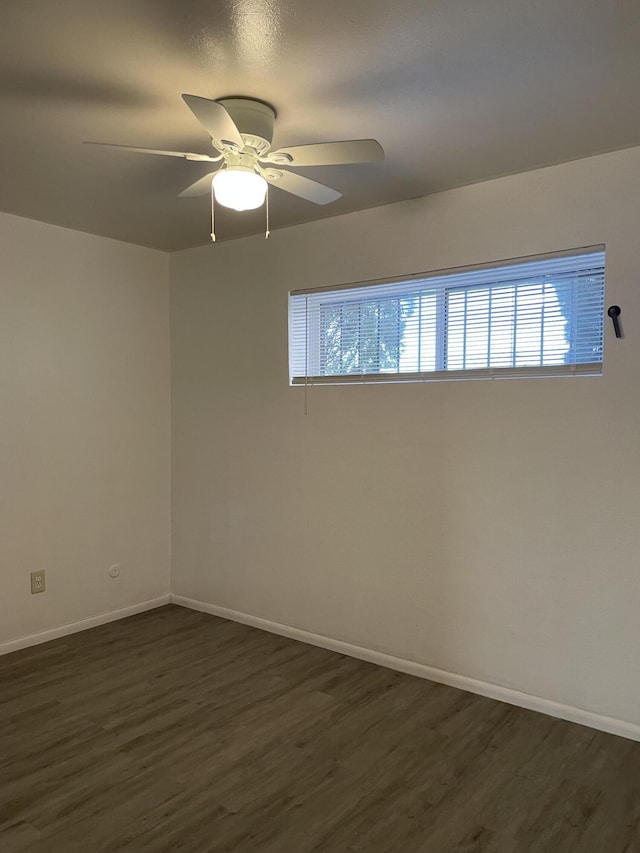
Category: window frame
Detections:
[{"x1": 289, "y1": 245, "x2": 606, "y2": 386}]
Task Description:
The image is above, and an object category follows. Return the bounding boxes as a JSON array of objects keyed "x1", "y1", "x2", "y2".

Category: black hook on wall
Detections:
[{"x1": 607, "y1": 305, "x2": 623, "y2": 338}]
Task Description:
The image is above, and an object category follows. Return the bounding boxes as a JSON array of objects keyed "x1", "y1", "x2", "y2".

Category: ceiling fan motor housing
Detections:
[{"x1": 217, "y1": 98, "x2": 276, "y2": 152}]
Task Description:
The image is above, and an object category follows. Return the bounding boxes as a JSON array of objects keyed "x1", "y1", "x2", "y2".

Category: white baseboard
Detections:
[
  {"x1": 0, "y1": 595, "x2": 171, "y2": 656},
  {"x1": 171, "y1": 594, "x2": 640, "y2": 743}
]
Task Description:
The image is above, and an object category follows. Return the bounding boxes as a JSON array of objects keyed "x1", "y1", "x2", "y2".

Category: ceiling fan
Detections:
[{"x1": 86, "y1": 95, "x2": 384, "y2": 238}]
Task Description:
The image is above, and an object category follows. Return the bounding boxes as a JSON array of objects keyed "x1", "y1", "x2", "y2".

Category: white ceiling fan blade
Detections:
[
  {"x1": 182, "y1": 95, "x2": 244, "y2": 150},
  {"x1": 84, "y1": 142, "x2": 221, "y2": 162},
  {"x1": 265, "y1": 139, "x2": 384, "y2": 167},
  {"x1": 178, "y1": 172, "x2": 218, "y2": 198},
  {"x1": 264, "y1": 169, "x2": 341, "y2": 205}
]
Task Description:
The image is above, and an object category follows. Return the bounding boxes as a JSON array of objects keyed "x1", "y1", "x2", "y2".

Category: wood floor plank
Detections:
[
  {"x1": 2, "y1": 604, "x2": 640, "y2": 852},
  {"x1": 0, "y1": 818, "x2": 42, "y2": 851}
]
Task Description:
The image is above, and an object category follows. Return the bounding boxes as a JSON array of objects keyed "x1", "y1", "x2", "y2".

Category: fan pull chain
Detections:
[
  {"x1": 210, "y1": 182, "x2": 216, "y2": 242},
  {"x1": 265, "y1": 185, "x2": 270, "y2": 240}
]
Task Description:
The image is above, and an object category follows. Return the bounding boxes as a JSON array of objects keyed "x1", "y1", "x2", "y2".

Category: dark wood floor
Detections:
[{"x1": 1, "y1": 605, "x2": 639, "y2": 852}]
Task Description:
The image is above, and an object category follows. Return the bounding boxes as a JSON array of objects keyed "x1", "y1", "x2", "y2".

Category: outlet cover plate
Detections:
[{"x1": 31, "y1": 570, "x2": 46, "y2": 594}]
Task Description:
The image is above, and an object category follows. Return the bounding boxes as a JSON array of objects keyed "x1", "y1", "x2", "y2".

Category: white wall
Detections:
[
  {"x1": 170, "y1": 146, "x2": 640, "y2": 729},
  {"x1": 0, "y1": 213, "x2": 171, "y2": 644}
]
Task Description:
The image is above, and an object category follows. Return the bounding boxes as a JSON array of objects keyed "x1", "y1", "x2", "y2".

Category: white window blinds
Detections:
[{"x1": 289, "y1": 247, "x2": 605, "y2": 385}]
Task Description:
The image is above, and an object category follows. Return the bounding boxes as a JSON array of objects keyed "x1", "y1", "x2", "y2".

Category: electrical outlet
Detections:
[{"x1": 30, "y1": 570, "x2": 46, "y2": 594}]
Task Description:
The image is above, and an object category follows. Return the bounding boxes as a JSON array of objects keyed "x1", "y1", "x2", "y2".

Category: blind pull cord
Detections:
[{"x1": 304, "y1": 295, "x2": 309, "y2": 415}]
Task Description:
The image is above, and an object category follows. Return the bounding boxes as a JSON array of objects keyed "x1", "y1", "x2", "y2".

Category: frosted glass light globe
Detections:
[{"x1": 212, "y1": 168, "x2": 268, "y2": 211}]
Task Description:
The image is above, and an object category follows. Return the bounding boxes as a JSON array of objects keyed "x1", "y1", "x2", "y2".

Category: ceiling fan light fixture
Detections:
[{"x1": 212, "y1": 167, "x2": 267, "y2": 211}]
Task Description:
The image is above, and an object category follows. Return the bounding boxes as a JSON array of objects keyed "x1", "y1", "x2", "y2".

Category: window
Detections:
[{"x1": 289, "y1": 247, "x2": 605, "y2": 385}]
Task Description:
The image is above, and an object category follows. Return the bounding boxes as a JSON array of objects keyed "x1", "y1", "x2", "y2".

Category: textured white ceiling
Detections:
[{"x1": 1, "y1": 0, "x2": 639, "y2": 251}]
